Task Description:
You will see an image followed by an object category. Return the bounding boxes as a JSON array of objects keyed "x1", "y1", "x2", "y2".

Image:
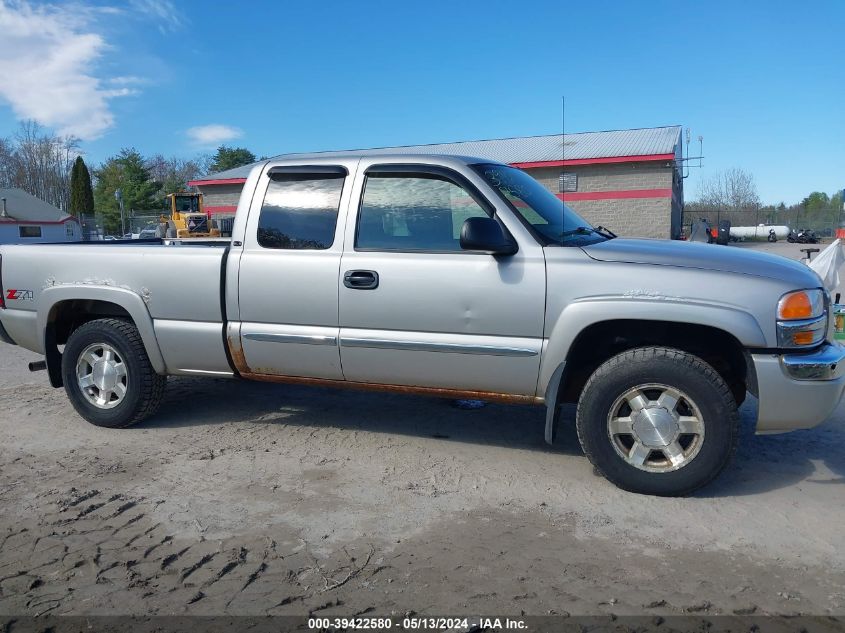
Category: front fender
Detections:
[
  {"x1": 538, "y1": 296, "x2": 767, "y2": 395},
  {"x1": 37, "y1": 285, "x2": 166, "y2": 374}
]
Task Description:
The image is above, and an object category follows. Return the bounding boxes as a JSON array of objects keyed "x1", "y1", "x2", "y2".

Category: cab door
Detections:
[
  {"x1": 338, "y1": 162, "x2": 546, "y2": 396},
  {"x1": 236, "y1": 163, "x2": 353, "y2": 379}
]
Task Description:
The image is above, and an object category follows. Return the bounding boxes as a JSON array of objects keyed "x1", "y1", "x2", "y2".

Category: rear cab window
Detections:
[{"x1": 257, "y1": 167, "x2": 346, "y2": 250}]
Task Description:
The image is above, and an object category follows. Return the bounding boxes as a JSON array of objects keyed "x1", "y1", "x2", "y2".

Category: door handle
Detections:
[{"x1": 343, "y1": 270, "x2": 379, "y2": 290}]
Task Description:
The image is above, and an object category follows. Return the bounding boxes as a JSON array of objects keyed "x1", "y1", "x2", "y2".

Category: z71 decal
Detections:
[{"x1": 5, "y1": 289, "x2": 34, "y2": 301}]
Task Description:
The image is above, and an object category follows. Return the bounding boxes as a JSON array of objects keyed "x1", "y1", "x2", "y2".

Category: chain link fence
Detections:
[
  {"x1": 781, "y1": 208, "x2": 844, "y2": 238},
  {"x1": 682, "y1": 206, "x2": 845, "y2": 240},
  {"x1": 77, "y1": 210, "x2": 236, "y2": 240},
  {"x1": 78, "y1": 213, "x2": 105, "y2": 240},
  {"x1": 128, "y1": 214, "x2": 167, "y2": 236},
  {"x1": 78, "y1": 211, "x2": 168, "y2": 240}
]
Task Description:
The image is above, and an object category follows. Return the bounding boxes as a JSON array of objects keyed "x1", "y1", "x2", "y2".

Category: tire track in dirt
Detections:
[{"x1": 2, "y1": 356, "x2": 845, "y2": 617}]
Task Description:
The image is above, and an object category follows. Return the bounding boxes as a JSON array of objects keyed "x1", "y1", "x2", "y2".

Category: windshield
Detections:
[
  {"x1": 173, "y1": 195, "x2": 200, "y2": 213},
  {"x1": 473, "y1": 164, "x2": 607, "y2": 246}
]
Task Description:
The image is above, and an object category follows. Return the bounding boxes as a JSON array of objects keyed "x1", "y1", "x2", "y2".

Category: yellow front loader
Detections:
[{"x1": 156, "y1": 193, "x2": 221, "y2": 239}]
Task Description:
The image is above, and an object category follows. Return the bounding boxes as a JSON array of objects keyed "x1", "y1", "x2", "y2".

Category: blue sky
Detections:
[{"x1": 1, "y1": 0, "x2": 843, "y2": 204}]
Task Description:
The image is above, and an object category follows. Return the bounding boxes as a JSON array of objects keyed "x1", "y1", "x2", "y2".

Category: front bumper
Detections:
[{"x1": 752, "y1": 342, "x2": 845, "y2": 433}]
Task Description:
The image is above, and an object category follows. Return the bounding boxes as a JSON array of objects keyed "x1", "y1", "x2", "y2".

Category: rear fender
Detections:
[{"x1": 37, "y1": 285, "x2": 167, "y2": 379}]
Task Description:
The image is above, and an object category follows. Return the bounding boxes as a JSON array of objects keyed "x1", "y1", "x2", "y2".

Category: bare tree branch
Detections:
[{"x1": 0, "y1": 120, "x2": 80, "y2": 211}]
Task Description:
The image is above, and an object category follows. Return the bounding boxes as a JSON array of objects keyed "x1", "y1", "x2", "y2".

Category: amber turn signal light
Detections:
[
  {"x1": 792, "y1": 331, "x2": 816, "y2": 345},
  {"x1": 777, "y1": 290, "x2": 823, "y2": 320}
]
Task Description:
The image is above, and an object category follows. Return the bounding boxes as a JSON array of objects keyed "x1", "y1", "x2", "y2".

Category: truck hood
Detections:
[{"x1": 582, "y1": 238, "x2": 822, "y2": 288}]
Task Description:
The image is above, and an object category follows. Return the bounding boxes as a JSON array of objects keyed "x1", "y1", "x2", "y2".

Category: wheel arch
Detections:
[
  {"x1": 37, "y1": 286, "x2": 166, "y2": 387},
  {"x1": 542, "y1": 304, "x2": 760, "y2": 444}
]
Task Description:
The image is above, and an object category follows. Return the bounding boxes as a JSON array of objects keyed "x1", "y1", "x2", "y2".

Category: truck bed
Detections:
[{"x1": 0, "y1": 241, "x2": 232, "y2": 376}]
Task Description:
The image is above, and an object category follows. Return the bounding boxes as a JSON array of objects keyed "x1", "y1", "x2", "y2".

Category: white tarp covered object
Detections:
[{"x1": 808, "y1": 239, "x2": 845, "y2": 292}]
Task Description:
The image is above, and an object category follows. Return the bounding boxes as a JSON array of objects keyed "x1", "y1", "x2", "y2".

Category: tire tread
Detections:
[
  {"x1": 575, "y1": 346, "x2": 740, "y2": 496},
  {"x1": 63, "y1": 318, "x2": 166, "y2": 428}
]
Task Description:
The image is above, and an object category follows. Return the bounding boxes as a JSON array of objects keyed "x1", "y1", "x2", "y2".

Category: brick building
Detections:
[{"x1": 189, "y1": 125, "x2": 683, "y2": 239}]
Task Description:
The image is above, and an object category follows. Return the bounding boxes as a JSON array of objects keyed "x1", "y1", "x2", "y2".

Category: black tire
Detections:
[
  {"x1": 575, "y1": 347, "x2": 739, "y2": 496},
  {"x1": 61, "y1": 318, "x2": 167, "y2": 428}
]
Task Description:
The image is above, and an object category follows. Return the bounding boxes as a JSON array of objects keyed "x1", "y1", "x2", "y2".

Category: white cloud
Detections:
[
  {"x1": 129, "y1": 0, "x2": 184, "y2": 33},
  {"x1": 107, "y1": 76, "x2": 147, "y2": 86},
  {"x1": 101, "y1": 88, "x2": 140, "y2": 98},
  {"x1": 0, "y1": 1, "x2": 135, "y2": 140},
  {"x1": 186, "y1": 124, "x2": 244, "y2": 147}
]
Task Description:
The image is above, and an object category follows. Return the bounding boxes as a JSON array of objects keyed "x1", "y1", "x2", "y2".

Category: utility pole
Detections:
[
  {"x1": 837, "y1": 188, "x2": 845, "y2": 238},
  {"x1": 114, "y1": 189, "x2": 125, "y2": 237},
  {"x1": 840, "y1": 188, "x2": 844, "y2": 228}
]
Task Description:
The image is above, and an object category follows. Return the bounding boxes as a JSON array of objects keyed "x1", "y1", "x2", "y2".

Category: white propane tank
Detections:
[{"x1": 729, "y1": 224, "x2": 790, "y2": 240}]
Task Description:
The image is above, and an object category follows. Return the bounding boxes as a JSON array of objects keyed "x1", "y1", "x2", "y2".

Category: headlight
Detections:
[{"x1": 776, "y1": 289, "x2": 827, "y2": 347}]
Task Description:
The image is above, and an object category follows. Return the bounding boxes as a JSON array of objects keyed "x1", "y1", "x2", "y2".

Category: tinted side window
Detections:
[
  {"x1": 257, "y1": 173, "x2": 344, "y2": 249},
  {"x1": 356, "y1": 174, "x2": 489, "y2": 251}
]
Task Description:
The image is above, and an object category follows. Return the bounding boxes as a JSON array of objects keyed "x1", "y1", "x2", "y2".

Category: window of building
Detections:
[
  {"x1": 19, "y1": 226, "x2": 42, "y2": 238},
  {"x1": 66, "y1": 222, "x2": 75, "y2": 239},
  {"x1": 257, "y1": 171, "x2": 345, "y2": 250},
  {"x1": 559, "y1": 172, "x2": 578, "y2": 193},
  {"x1": 356, "y1": 173, "x2": 489, "y2": 251}
]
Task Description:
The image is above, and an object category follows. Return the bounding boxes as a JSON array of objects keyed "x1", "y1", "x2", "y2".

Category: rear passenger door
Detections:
[
  {"x1": 338, "y1": 163, "x2": 546, "y2": 397},
  {"x1": 236, "y1": 164, "x2": 351, "y2": 379}
]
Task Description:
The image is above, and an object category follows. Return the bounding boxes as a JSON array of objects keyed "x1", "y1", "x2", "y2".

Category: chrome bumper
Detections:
[
  {"x1": 780, "y1": 343, "x2": 845, "y2": 380},
  {"x1": 752, "y1": 343, "x2": 845, "y2": 433}
]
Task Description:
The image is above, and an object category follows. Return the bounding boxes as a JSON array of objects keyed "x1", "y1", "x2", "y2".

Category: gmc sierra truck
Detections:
[{"x1": 1, "y1": 153, "x2": 843, "y2": 496}]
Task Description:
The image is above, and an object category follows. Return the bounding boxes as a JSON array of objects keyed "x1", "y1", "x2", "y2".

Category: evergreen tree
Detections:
[
  {"x1": 207, "y1": 146, "x2": 256, "y2": 173},
  {"x1": 69, "y1": 156, "x2": 94, "y2": 216},
  {"x1": 94, "y1": 148, "x2": 160, "y2": 234}
]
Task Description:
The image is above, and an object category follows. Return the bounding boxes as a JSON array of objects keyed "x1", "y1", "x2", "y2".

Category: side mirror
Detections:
[{"x1": 460, "y1": 217, "x2": 518, "y2": 255}]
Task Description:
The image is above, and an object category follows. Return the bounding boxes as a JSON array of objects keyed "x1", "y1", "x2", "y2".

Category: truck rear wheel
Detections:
[
  {"x1": 575, "y1": 347, "x2": 739, "y2": 496},
  {"x1": 61, "y1": 318, "x2": 167, "y2": 428}
]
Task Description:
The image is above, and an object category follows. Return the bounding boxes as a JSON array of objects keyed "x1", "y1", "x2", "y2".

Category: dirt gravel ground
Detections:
[{"x1": 1, "y1": 337, "x2": 844, "y2": 621}]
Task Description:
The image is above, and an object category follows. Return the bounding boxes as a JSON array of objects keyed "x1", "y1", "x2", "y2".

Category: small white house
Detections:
[{"x1": 0, "y1": 188, "x2": 82, "y2": 244}]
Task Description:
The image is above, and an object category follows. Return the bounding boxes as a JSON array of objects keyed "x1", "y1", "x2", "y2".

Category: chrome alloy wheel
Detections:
[
  {"x1": 75, "y1": 343, "x2": 128, "y2": 410},
  {"x1": 606, "y1": 383, "x2": 705, "y2": 473}
]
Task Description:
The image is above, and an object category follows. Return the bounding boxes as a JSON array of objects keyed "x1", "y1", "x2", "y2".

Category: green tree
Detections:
[
  {"x1": 801, "y1": 191, "x2": 830, "y2": 211},
  {"x1": 207, "y1": 146, "x2": 256, "y2": 173},
  {"x1": 144, "y1": 154, "x2": 206, "y2": 206},
  {"x1": 93, "y1": 160, "x2": 125, "y2": 233},
  {"x1": 69, "y1": 156, "x2": 94, "y2": 216},
  {"x1": 94, "y1": 148, "x2": 160, "y2": 234}
]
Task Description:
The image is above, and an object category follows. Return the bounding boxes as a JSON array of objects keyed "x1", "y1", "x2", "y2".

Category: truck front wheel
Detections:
[
  {"x1": 61, "y1": 318, "x2": 167, "y2": 428},
  {"x1": 576, "y1": 347, "x2": 739, "y2": 496}
]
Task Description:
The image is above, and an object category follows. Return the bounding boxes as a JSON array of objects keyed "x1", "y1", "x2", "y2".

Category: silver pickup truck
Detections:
[{"x1": 1, "y1": 153, "x2": 843, "y2": 496}]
